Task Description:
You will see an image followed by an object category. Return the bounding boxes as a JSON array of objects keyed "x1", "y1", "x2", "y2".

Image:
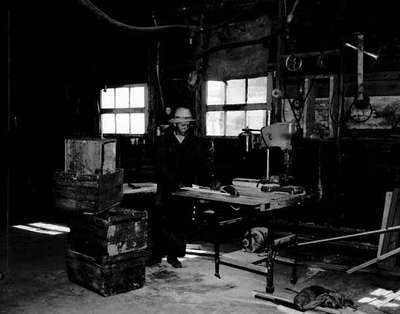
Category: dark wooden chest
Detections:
[
  {"x1": 54, "y1": 169, "x2": 124, "y2": 213},
  {"x1": 68, "y1": 207, "x2": 148, "y2": 257},
  {"x1": 66, "y1": 249, "x2": 145, "y2": 296}
]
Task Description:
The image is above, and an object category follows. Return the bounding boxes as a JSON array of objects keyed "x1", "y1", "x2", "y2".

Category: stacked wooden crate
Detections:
[{"x1": 54, "y1": 138, "x2": 148, "y2": 296}]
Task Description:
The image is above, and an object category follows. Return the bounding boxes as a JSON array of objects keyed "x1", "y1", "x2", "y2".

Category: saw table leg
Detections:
[
  {"x1": 291, "y1": 258, "x2": 298, "y2": 284},
  {"x1": 265, "y1": 244, "x2": 274, "y2": 293},
  {"x1": 214, "y1": 213, "x2": 221, "y2": 278}
]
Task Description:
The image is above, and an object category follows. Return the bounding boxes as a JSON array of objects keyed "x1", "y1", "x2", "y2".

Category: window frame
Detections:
[
  {"x1": 204, "y1": 73, "x2": 273, "y2": 138},
  {"x1": 100, "y1": 83, "x2": 149, "y2": 137}
]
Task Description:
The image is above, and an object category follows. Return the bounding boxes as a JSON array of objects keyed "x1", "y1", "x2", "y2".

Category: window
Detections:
[
  {"x1": 205, "y1": 75, "x2": 271, "y2": 136},
  {"x1": 100, "y1": 84, "x2": 148, "y2": 135}
]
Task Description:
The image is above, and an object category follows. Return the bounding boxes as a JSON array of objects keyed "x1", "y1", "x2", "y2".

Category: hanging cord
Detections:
[{"x1": 152, "y1": 12, "x2": 165, "y2": 109}]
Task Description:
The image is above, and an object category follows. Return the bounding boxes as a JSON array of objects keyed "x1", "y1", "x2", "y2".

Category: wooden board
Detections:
[
  {"x1": 65, "y1": 138, "x2": 116, "y2": 176},
  {"x1": 380, "y1": 188, "x2": 400, "y2": 269},
  {"x1": 377, "y1": 192, "x2": 393, "y2": 257},
  {"x1": 68, "y1": 208, "x2": 148, "y2": 257},
  {"x1": 54, "y1": 169, "x2": 123, "y2": 213},
  {"x1": 66, "y1": 249, "x2": 145, "y2": 296},
  {"x1": 172, "y1": 189, "x2": 269, "y2": 208}
]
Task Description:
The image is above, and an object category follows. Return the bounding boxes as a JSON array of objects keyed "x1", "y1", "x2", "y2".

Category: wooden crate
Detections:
[
  {"x1": 69, "y1": 207, "x2": 148, "y2": 257},
  {"x1": 65, "y1": 138, "x2": 116, "y2": 176},
  {"x1": 66, "y1": 249, "x2": 145, "y2": 296},
  {"x1": 54, "y1": 169, "x2": 123, "y2": 213}
]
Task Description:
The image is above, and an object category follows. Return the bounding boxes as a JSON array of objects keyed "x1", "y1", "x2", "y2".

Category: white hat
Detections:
[{"x1": 169, "y1": 107, "x2": 196, "y2": 123}]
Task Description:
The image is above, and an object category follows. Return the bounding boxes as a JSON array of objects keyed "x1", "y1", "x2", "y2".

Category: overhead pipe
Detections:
[
  {"x1": 78, "y1": 0, "x2": 199, "y2": 34},
  {"x1": 78, "y1": 0, "x2": 273, "y2": 35}
]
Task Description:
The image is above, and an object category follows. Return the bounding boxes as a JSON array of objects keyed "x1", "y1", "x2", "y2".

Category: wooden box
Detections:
[
  {"x1": 66, "y1": 249, "x2": 145, "y2": 296},
  {"x1": 54, "y1": 169, "x2": 124, "y2": 213},
  {"x1": 69, "y1": 207, "x2": 148, "y2": 257},
  {"x1": 65, "y1": 138, "x2": 116, "y2": 176}
]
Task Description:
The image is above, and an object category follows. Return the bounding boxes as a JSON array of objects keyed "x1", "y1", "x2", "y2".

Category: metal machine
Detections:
[{"x1": 260, "y1": 122, "x2": 297, "y2": 182}]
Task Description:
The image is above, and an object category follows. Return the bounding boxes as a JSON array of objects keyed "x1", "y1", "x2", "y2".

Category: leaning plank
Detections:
[
  {"x1": 346, "y1": 246, "x2": 400, "y2": 274},
  {"x1": 377, "y1": 192, "x2": 393, "y2": 257},
  {"x1": 297, "y1": 225, "x2": 400, "y2": 247},
  {"x1": 380, "y1": 189, "x2": 400, "y2": 268}
]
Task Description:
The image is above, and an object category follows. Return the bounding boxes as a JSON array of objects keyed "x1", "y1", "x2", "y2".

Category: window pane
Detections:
[
  {"x1": 226, "y1": 111, "x2": 245, "y2": 136},
  {"x1": 226, "y1": 79, "x2": 245, "y2": 104},
  {"x1": 246, "y1": 110, "x2": 266, "y2": 130},
  {"x1": 115, "y1": 113, "x2": 130, "y2": 134},
  {"x1": 206, "y1": 111, "x2": 225, "y2": 136},
  {"x1": 101, "y1": 114, "x2": 115, "y2": 133},
  {"x1": 247, "y1": 77, "x2": 267, "y2": 104},
  {"x1": 130, "y1": 86, "x2": 145, "y2": 108},
  {"x1": 101, "y1": 89, "x2": 114, "y2": 109},
  {"x1": 115, "y1": 87, "x2": 130, "y2": 108},
  {"x1": 207, "y1": 81, "x2": 225, "y2": 105},
  {"x1": 130, "y1": 113, "x2": 145, "y2": 134}
]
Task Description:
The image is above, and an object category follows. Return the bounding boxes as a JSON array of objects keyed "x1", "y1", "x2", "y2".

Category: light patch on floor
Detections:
[{"x1": 357, "y1": 288, "x2": 400, "y2": 309}]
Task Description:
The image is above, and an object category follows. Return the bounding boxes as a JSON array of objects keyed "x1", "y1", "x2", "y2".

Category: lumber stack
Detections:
[{"x1": 54, "y1": 138, "x2": 148, "y2": 296}]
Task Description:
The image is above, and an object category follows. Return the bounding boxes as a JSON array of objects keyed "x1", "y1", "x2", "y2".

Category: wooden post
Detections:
[
  {"x1": 328, "y1": 75, "x2": 339, "y2": 137},
  {"x1": 196, "y1": 14, "x2": 207, "y2": 137},
  {"x1": 302, "y1": 78, "x2": 315, "y2": 138},
  {"x1": 272, "y1": 0, "x2": 285, "y2": 123},
  {"x1": 357, "y1": 33, "x2": 364, "y2": 101}
]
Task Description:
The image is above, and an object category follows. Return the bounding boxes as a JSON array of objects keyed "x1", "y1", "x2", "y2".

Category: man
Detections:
[{"x1": 150, "y1": 107, "x2": 217, "y2": 268}]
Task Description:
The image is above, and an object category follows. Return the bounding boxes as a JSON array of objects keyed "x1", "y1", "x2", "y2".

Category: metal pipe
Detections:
[{"x1": 79, "y1": 0, "x2": 199, "y2": 33}]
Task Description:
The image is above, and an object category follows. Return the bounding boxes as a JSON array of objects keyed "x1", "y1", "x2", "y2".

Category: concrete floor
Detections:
[{"x1": 1, "y1": 225, "x2": 400, "y2": 314}]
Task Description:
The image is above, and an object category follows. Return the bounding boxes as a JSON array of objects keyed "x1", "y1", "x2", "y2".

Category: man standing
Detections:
[{"x1": 151, "y1": 107, "x2": 217, "y2": 268}]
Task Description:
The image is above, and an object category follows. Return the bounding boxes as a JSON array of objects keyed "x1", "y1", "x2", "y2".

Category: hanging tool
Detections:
[{"x1": 347, "y1": 33, "x2": 373, "y2": 122}]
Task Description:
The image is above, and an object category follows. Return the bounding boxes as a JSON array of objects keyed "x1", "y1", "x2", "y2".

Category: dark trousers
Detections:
[{"x1": 151, "y1": 197, "x2": 193, "y2": 258}]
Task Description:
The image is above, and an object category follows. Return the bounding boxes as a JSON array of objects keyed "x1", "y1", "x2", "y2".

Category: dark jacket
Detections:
[{"x1": 156, "y1": 128, "x2": 214, "y2": 205}]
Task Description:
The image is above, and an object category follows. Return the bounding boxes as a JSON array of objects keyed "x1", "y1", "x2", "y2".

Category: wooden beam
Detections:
[
  {"x1": 297, "y1": 225, "x2": 400, "y2": 247},
  {"x1": 281, "y1": 49, "x2": 340, "y2": 58}
]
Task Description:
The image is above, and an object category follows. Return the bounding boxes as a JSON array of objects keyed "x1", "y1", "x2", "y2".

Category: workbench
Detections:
[
  {"x1": 122, "y1": 182, "x2": 305, "y2": 292},
  {"x1": 172, "y1": 186, "x2": 305, "y2": 293}
]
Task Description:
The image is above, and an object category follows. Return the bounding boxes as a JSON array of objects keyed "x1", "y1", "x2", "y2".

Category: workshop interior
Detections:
[{"x1": 3, "y1": 0, "x2": 400, "y2": 313}]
